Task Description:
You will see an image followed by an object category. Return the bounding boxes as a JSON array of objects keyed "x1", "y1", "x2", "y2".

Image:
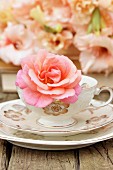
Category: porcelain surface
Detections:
[
  {"x1": 0, "y1": 119, "x2": 113, "y2": 150},
  {"x1": 0, "y1": 99, "x2": 113, "y2": 136},
  {"x1": 9, "y1": 141, "x2": 92, "y2": 150}
]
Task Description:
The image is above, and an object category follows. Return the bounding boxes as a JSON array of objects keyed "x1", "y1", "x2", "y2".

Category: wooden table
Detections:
[{"x1": 0, "y1": 82, "x2": 113, "y2": 169}]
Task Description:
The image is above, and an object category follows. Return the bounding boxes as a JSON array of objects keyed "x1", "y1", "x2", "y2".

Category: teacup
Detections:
[{"x1": 17, "y1": 75, "x2": 113, "y2": 128}]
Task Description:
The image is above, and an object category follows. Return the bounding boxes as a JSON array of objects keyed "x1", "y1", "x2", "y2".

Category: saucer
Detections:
[
  {"x1": 1, "y1": 121, "x2": 113, "y2": 150},
  {"x1": 0, "y1": 99, "x2": 113, "y2": 136},
  {"x1": 0, "y1": 123, "x2": 94, "y2": 150}
]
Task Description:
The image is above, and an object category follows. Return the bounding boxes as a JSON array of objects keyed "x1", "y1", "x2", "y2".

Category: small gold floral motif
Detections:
[
  {"x1": 4, "y1": 110, "x2": 25, "y2": 121},
  {"x1": 43, "y1": 101, "x2": 69, "y2": 116},
  {"x1": 43, "y1": 100, "x2": 69, "y2": 116},
  {"x1": 86, "y1": 115, "x2": 108, "y2": 125}
]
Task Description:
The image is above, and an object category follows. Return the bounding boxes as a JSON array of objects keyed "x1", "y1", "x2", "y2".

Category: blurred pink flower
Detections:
[
  {"x1": 40, "y1": 0, "x2": 70, "y2": 11},
  {"x1": 0, "y1": 0, "x2": 13, "y2": 9},
  {"x1": 16, "y1": 49, "x2": 81, "y2": 108},
  {"x1": 36, "y1": 30, "x2": 73, "y2": 54},
  {"x1": 72, "y1": 5, "x2": 113, "y2": 35},
  {"x1": 42, "y1": 0, "x2": 72, "y2": 24},
  {"x1": 0, "y1": 0, "x2": 14, "y2": 33},
  {"x1": 80, "y1": 51, "x2": 113, "y2": 75},
  {"x1": 77, "y1": 34, "x2": 113, "y2": 74},
  {"x1": 98, "y1": 0, "x2": 113, "y2": 11},
  {"x1": 28, "y1": 1, "x2": 73, "y2": 36},
  {"x1": 0, "y1": 23, "x2": 38, "y2": 65},
  {"x1": 12, "y1": 0, "x2": 39, "y2": 22},
  {"x1": 71, "y1": 0, "x2": 96, "y2": 29},
  {"x1": 75, "y1": 32, "x2": 113, "y2": 52},
  {"x1": 0, "y1": 0, "x2": 113, "y2": 76}
]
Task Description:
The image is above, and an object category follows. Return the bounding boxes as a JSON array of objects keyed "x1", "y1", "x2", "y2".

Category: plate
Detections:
[
  {"x1": 0, "y1": 99, "x2": 113, "y2": 136},
  {"x1": 0, "y1": 120, "x2": 113, "y2": 150},
  {"x1": 9, "y1": 141, "x2": 92, "y2": 150}
]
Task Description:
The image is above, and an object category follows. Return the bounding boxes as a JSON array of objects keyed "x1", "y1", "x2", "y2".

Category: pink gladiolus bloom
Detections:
[{"x1": 16, "y1": 49, "x2": 82, "y2": 108}]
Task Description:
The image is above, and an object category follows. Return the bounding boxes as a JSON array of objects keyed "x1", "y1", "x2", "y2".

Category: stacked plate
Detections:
[{"x1": 0, "y1": 99, "x2": 113, "y2": 150}]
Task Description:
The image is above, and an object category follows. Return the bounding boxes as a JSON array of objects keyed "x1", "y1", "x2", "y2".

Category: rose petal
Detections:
[
  {"x1": 75, "y1": 85, "x2": 82, "y2": 96},
  {"x1": 61, "y1": 94, "x2": 78, "y2": 104},
  {"x1": 35, "y1": 95, "x2": 53, "y2": 108},
  {"x1": 23, "y1": 87, "x2": 53, "y2": 108},
  {"x1": 23, "y1": 87, "x2": 41, "y2": 106},
  {"x1": 46, "y1": 68, "x2": 61, "y2": 83},
  {"x1": 15, "y1": 70, "x2": 27, "y2": 89},
  {"x1": 69, "y1": 70, "x2": 82, "y2": 88},
  {"x1": 21, "y1": 54, "x2": 36, "y2": 68},
  {"x1": 52, "y1": 88, "x2": 75, "y2": 99},
  {"x1": 21, "y1": 73, "x2": 37, "y2": 90},
  {"x1": 28, "y1": 69, "x2": 49, "y2": 90},
  {"x1": 34, "y1": 49, "x2": 47, "y2": 72},
  {"x1": 37, "y1": 86, "x2": 65, "y2": 95},
  {"x1": 47, "y1": 78, "x2": 70, "y2": 87}
]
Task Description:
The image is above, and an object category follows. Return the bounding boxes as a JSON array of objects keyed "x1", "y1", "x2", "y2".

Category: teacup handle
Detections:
[{"x1": 91, "y1": 86, "x2": 113, "y2": 107}]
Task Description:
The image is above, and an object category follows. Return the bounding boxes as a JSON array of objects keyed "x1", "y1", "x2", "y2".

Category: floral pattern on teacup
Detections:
[
  {"x1": 43, "y1": 100, "x2": 69, "y2": 116},
  {"x1": 86, "y1": 115, "x2": 108, "y2": 125},
  {"x1": 4, "y1": 110, "x2": 25, "y2": 121}
]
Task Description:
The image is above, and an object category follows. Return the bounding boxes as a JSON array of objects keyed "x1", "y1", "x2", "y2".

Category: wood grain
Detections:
[
  {"x1": 0, "y1": 140, "x2": 12, "y2": 170},
  {"x1": 8, "y1": 147, "x2": 78, "y2": 170},
  {"x1": 79, "y1": 140, "x2": 113, "y2": 170},
  {"x1": 0, "y1": 91, "x2": 18, "y2": 170}
]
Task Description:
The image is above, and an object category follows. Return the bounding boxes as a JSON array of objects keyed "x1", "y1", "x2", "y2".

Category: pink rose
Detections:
[{"x1": 16, "y1": 49, "x2": 81, "y2": 108}]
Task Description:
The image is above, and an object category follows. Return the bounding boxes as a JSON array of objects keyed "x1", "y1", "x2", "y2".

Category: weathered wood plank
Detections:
[
  {"x1": 8, "y1": 146, "x2": 78, "y2": 170},
  {"x1": 0, "y1": 90, "x2": 18, "y2": 170},
  {"x1": 79, "y1": 139, "x2": 113, "y2": 170},
  {"x1": 0, "y1": 140, "x2": 12, "y2": 170}
]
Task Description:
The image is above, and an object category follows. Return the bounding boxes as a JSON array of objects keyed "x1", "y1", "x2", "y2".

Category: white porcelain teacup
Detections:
[{"x1": 17, "y1": 75, "x2": 113, "y2": 128}]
